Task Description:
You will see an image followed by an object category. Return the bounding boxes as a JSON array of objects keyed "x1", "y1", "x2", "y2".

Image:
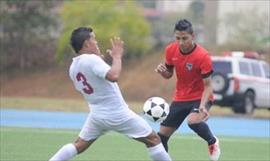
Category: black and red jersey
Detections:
[{"x1": 165, "y1": 42, "x2": 214, "y2": 102}]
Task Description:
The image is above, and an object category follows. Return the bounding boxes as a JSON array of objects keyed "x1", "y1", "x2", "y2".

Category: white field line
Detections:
[
  {"x1": 173, "y1": 135, "x2": 269, "y2": 144},
  {"x1": 1, "y1": 127, "x2": 269, "y2": 144},
  {"x1": 1, "y1": 127, "x2": 79, "y2": 134}
]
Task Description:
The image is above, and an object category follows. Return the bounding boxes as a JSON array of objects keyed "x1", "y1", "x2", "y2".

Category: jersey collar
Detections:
[{"x1": 179, "y1": 43, "x2": 197, "y2": 55}]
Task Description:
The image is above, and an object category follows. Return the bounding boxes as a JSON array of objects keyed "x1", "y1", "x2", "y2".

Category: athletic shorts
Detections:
[
  {"x1": 79, "y1": 110, "x2": 152, "y2": 141},
  {"x1": 160, "y1": 100, "x2": 212, "y2": 129}
]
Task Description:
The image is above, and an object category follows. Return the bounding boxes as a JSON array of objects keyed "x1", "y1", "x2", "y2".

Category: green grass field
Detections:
[{"x1": 1, "y1": 126, "x2": 269, "y2": 161}]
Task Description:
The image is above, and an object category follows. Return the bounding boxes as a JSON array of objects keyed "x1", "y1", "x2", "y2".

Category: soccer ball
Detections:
[{"x1": 143, "y1": 97, "x2": 169, "y2": 122}]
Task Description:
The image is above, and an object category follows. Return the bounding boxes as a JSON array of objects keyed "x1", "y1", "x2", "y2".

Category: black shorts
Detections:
[{"x1": 160, "y1": 100, "x2": 212, "y2": 129}]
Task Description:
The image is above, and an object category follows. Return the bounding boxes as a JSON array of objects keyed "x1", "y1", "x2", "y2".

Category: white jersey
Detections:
[{"x1": 69, "y1": 54, "x2": 130, "y2": 120}]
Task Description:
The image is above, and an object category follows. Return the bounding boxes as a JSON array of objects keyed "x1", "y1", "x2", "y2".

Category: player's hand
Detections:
[
  {"x1": 199, "y1": 106, "x2": 210, "y2": 121},
  {"x1": 107, "y1": 37, "x2": 124, "y2": 59},
  {"x1": 155, "y1": 63, "x2": 167, "y2": 74}
]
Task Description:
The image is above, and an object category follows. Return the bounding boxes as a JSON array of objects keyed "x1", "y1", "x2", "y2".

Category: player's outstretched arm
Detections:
[
  {"x1": 106, "y1": 37, "x2": 124, "y2": 82},
  {"x1": 155, "y1": 63, "x2": 173, "y2": 79}
]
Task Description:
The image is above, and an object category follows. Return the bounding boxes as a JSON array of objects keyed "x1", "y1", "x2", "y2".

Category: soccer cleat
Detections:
[{"x1": 208, "y1": 137, "x2": 221, "y2": 161}]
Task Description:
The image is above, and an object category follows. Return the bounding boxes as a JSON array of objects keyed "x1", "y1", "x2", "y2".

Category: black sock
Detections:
[
  {"x1": 158, "y1": 132, "x2": 169, "y2": 152},
  {"x1": 188, "y1": 122, "x2": 216, "y2": 145}
]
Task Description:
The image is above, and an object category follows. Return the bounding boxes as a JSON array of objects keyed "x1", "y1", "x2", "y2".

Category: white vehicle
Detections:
[{"x1": 211, "y1": 52, "x2": 270, "y2": 114}]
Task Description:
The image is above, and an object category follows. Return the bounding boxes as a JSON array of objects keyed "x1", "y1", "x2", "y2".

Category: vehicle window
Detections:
[
  {"x1": 251, "y1": 62, "x2": 262, "y2": 77},
  {"x1": 213, "y1": 61, "x2": 232, "y2": 74},
  {"x1": 239, "y1": 61, "x2": 251, "y2": 75},
  {"x1": 263, "y1": 63, "x2": 270, "y2": 78}
]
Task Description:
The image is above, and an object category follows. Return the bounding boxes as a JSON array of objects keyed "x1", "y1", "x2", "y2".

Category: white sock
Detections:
[
  {"x1": 148, "y1": 143, "x2": 172, "y2": 161},
  {"x1": 49, "y1": 143, "x2": 77, "y2": 161}
]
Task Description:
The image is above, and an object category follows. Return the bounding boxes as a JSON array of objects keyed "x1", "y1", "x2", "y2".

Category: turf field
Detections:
[{"x1": 1, "y1": 127, "x2": 269, "y2": 161}]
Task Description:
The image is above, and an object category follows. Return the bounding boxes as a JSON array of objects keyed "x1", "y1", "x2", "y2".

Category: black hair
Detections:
[
  {"x1": 174, "y1": 19, "x2": 193, "y2": 34},
  {"x1": 70, "y1": 27, "x2": 93, "y2": 53}
]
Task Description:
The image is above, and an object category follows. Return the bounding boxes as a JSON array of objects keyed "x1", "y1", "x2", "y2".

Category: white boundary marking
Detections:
[{"x1": 2, "y1": 127, "x2": 269, "y2": 144}]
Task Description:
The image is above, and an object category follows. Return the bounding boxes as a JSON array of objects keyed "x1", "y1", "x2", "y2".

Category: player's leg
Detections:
[
  {"x1": 114, "y1": 111, "x2": 172, "y2": 161},
  {"x1": 49, "y1": 114, "x2": 106, "y2": 161},
  {"x1": 158, "y1": 126, "x2": 176, "y2": 152},
  {"x1": 49, "y1": 137, "x2": 96, "y2": 161},
  {"x1": 136, "y1": 131, "x2": 172, "y2": 161},
  {"x1": 187, "y1": 101, "x2": 220, "y2": 161},
  {"x1": 159, "y1": 101, "x2": 191, "y2": 151},
  {"x1": 187, "y1": 101, "x2": 216, "y2": 145}
]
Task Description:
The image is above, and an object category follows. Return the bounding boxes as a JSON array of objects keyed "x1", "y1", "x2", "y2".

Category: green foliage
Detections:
[
  {"x1": 221, "y1": 10, "x2": 269, "y2": 51},
  {"x1": 0, "y1": 0, "x2": 59, "y2": 71},
  {"x1": 56, "y1": 0, "x2": 151, "y2": 62}
]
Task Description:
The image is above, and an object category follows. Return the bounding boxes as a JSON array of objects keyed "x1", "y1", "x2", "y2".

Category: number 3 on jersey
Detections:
[{"x1": 76, "y1": 72, "x2": 93, "y2": 94}]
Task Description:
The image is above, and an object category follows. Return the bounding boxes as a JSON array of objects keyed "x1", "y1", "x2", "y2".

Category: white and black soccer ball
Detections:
[{"x1": 143, "y1": 97, "x2": 169, "y2": 122}]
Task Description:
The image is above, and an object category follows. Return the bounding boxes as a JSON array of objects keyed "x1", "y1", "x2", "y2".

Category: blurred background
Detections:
[
  {"x1": 1, "y1": 0, "x2": 269, "y2": 116},
  {"x1": 1, "y1": 1, "x2": 270, "y2": 160}
]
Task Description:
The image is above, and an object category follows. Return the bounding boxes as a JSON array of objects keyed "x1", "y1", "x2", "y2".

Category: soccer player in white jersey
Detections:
[{"x1": 49, "y1": 27, "x2": 172, "y2": 161}]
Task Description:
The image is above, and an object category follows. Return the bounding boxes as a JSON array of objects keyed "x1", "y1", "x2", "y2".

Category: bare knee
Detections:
[
  {"x1": 187, "y1": 113, "x2": 206, "y2": 125},
  {"x1": 137, "y1": 131, "x2": 161, "y2": 147},
  {"x1": 187, "y1": 117, "x2": 198, "y2": 125},
  {"x1": 160, "y1": 125, "x2": 176, "y2": 137},
  {"x1": 74, "y1": 138, "x2": 95, "y2": 154},
  {"x1": 145, "y1": 132, "x2": 161, "y2": 147}
]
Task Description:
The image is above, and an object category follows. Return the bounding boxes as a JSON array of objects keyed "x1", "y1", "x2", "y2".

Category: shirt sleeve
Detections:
[
  {"x1": 200, "y1": 53, "x2": 213, "y2": 78},
  {"x1": 91, "y1": 55, "x2": 111, "y2": 79}
]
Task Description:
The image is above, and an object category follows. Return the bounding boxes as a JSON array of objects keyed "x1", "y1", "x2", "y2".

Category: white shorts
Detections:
[{"x1": 79, "y1": 111, "x2": 152, "y2": 141}]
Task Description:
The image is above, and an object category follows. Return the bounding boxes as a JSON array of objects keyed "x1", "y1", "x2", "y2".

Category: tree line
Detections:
[{"x1": 1, "y1": 0, "x2": 269, "y2": 73}]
